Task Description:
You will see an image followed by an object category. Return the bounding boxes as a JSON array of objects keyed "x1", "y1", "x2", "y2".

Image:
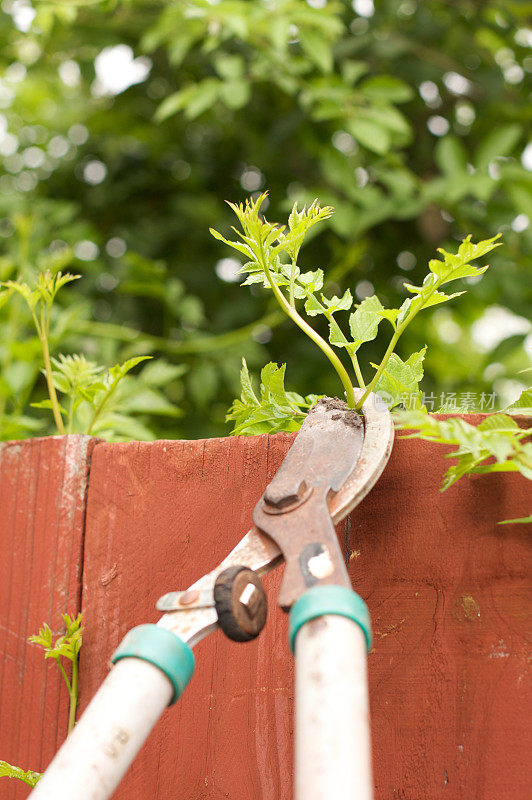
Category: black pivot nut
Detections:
[{"x1": 214, "y1": 566, "x2": 267, "y2": 642}]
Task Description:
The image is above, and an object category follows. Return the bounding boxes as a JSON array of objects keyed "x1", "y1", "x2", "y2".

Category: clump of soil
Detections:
[{"x1": 316, "y1": 397, "x2": 363, "y2": 428}]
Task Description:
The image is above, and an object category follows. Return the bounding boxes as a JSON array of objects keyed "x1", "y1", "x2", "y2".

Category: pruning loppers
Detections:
[{"x1": 30, "y1": 390, "x2": 393, "y2": 800}]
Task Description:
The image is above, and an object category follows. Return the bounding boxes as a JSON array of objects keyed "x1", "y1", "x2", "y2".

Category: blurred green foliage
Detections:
[{"x1": 0, "y1": 0, "x2": 531, "y2": 440}]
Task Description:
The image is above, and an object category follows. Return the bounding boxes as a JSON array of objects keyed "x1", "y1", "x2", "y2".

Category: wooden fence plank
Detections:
[
  {"x1": 0, "y1": 435, "x2": 97, "y2": 799},
  {"x1": 80, "y1": 423, "x2": 531, "y2": 800}
]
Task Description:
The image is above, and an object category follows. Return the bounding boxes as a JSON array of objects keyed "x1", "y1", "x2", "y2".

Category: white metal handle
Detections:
[
  {"x1": 295, "y1": 614, "x2": 373, "y2": 800},
  {"x1": 29, "y1": 658, "x2": 173, "y2": 800}
]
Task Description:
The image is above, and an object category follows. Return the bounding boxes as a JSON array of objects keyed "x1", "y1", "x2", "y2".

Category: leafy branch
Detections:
[
  {"x1": 394, "y1": 390, "x2": 532, "y2": 522},
  {"x1": 212, "y1": 193, "x2": 501, "y2": 431},
  {"x1": 227, "y1": 359, "x2": 321, "y2": 436}
]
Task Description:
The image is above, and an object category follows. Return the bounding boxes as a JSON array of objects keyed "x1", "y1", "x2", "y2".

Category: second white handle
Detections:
[{"x1": 295, "y1": 614, "x2": 373, "y2": 800}]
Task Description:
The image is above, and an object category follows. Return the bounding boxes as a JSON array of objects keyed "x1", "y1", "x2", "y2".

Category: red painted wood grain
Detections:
[
  {"x1": 79, "y1": 421, "x2": 531, "y2": 800},
  {"x1": 0, "y1": 436, "x2": 97, "y2": 800}
]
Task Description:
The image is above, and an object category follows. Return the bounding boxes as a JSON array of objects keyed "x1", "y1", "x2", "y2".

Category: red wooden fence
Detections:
[{"x1": 1, "y1": 423, "x2": 531, "y2": 799}]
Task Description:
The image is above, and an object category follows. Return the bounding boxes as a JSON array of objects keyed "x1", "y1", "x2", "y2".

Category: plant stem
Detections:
[
  {"x1": 356, "y1": 329, "x2": 400, "y2": 409},
  {"x1": 87, "y1": 379, "x2": 117, "y2": 435},
  {"x1": 355, "y1": 278, "x2": 445, "y2": 409},
  {"x1": 289, "y1": 260, "x2": 296, "y2": 306},
  {"x1": 260, "y1": 250, "x2": 356, "y2": 407},
  {"x1": 349, "y1": 352, "x2": 366, "y2": 390},
  {"x1": 68, "y1": 655, "x2": 78, "y2": 735},
  {"x1": 39, "y1": 307, "x2": 65, "y2": 434},
  {"x1": 67, "y1": 395, "x2": 74, "y2": 435},
  {"x1": 55, "y1": 659, "x2": 71, "y2": 695}
]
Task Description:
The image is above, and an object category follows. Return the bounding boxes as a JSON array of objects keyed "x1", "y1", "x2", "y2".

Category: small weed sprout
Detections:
[{"x1": 0, "y1": 612, "x2": 84, "y2": 788}]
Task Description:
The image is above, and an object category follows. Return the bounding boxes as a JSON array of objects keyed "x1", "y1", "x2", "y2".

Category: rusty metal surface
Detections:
[
  {"x1": 157, "y1": 392, "x2": 393, "y2": 642},
  {"x1": 253, "y1": 398, "x2": 365, "y2": 609}
]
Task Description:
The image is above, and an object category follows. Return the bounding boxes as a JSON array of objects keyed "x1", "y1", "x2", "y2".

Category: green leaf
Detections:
[
  {"x1": 184, "y1": 79, "x2": 221, "y2": 119},
  {"x1": 395, "y1": 410, "x2": 531, "y2": 493},
  {"x1": 429, "y1": 234, "x2": 502, "y2": 285},
  {"x1": 505, "y1": 388, "x2": 532, "y2": 416},
  {"x1": 299, "y1": 30, "x2": 333, "y2": 73},
  {"x1": 304, "y1": 293, "x2": 326, "y2": 316},
  {"x1": 0, "y1": 761, "x2": 41, "y2": 787},
  {"x1": 435, "y1": 136, "x2": 468, "y2": 175},
  {"x1": 238, "y1": 358, "x2": 259, "y2": 405},
  {"x1": 498, "y1": 514, "x2": 532, "y2": 525},
  {"x1": 374, "y1": 347, "x2": 426, "y2": 409},
  {"x1": 226, "y1": 361, "x2": 317, "y2": 436},
  {"x1": 378, "y1": 308, "x2": 400, "y2": 328},
  {"x1": 31, "y1": 399, "x2": 67, "y2": 414},
  {"x1": 219, "y1": 80, "x2": 251, "y2": 110},
  {"x1": 360, "y1": 75, "x2": 414, "y2": 103},
  {"x1": 475, "y1": 124, "x2": 522, "y2": 171},
  {"x1": 327, "y1": 318, "x2": 349, "y2": 348},
  {"x1": 139, "y1": 360, "x2": 187, "y2": 387},
  {"x1": 156, "y1": 79, "x2": 220, "y2": 122},
  {"x1": 214, "y1": 54, "x2": 244, "y2": 80},
  {"x1": 321, "y1": 289, "x2": 353, "y2": 313},
  {"x1": 298, "y1": 269, "x2": 324, "y2": 292},
  {"x1": 348, "y1": 295, "x2": 383, "y2": 347},
  {"x1": 347, "y1": 117, "x2": 391, "y2": 155},
  {"x1": 108, "y1": 355, "x2": 152, "y2": 383}
]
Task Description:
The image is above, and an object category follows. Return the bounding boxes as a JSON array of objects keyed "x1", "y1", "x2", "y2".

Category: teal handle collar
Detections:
[
  {"x1": 289, "y1": 585, "x2": 372, "y2": 653},
  {"x1": 112, "y1": 624, "x2": 195, "y2": 704}
]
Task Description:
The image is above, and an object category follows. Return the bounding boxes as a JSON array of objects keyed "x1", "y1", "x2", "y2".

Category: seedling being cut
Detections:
[{"x1": 212, "y1": 192, "x2": 501, "y2": 434}]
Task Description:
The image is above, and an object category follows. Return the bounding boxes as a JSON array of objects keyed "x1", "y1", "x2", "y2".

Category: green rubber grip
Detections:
[
  {"x1": 289, "y1": 585, "x2": 372, "y2": 653},
  {"x1": 111, "y1": 624, "x2": 195, "y2": 704}
]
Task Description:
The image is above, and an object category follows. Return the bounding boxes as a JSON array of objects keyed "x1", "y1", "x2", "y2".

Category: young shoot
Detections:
[
  {"x1": 1, "y1": 270, "x2": 81, "y2": 434},
  {"x1": 212, "y1": 192, "x2": 501, "y2": 431},
  {"x1": 30, "y1": 353, "x2": 153, "y2": 437},
  {"x1": 28, "y1": 612, "x2": 84, "y2": 736}
]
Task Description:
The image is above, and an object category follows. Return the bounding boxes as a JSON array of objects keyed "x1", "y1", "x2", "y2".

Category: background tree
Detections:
[{"x1": 0, "y1": 0, "x2": 530, "y2": 439}]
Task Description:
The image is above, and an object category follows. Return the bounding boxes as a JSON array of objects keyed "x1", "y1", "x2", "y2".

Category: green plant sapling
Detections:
[
  {"x1": 213, "y1": 192, "x2": 501, "y2": 423},
  {"x1": 0, "y1": 612, "x2": 83, "y2": 788}
]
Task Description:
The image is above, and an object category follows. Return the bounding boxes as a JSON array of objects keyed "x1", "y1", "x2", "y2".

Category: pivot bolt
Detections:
[{"x1": 214, "y1": 566, "x2": 267, "y2": 642}]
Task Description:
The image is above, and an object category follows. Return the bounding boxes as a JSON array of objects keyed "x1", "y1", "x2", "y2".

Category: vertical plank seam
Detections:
[
  {"x1": 22, "y1": 439, "x2": 43, "y2": 776},
  {"x1": 39, "y1": 437, "x2": 66, "y2": 769}
]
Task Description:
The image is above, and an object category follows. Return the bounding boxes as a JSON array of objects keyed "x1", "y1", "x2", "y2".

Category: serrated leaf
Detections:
[
  {"x1": 374, "y1": 347, "x2": 426, "y2": 409},
  {"x1": 396, "y1": 409, "x2": 532, "y2": 499},
  {"x1": 349, "y1": 295, "x2": 383, "y2": 347},
  {"x1": 298, "y1": 269, "x2": 324, "y2": 292},
  {"x1": 31, "y1": 399, "x2": 67, "y2": 414},
  {"x1": 505, "y1": 388, "x2": 532, "y2": 415},
  {"x1": 321, "y1": 288, "x2": 353, "y2": 313},
  {"x1": 328, "y1": 318, "x2": 350, "y2": 348},
  {"x1": 378, "y1": 308, "x2": 400, "y2": 328},
  {"x1": 226, "y1": 361, "x2": 317, "y2": 436},
  {"x1": 108, "y1": 355, "x2": 152, "y2": 382},
  {"x1": 239, "y1": 358, "x2": 259, "y2": 405},
  {"x1": 305, "y1": 293, "x2": 326, "y2": 316}
]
